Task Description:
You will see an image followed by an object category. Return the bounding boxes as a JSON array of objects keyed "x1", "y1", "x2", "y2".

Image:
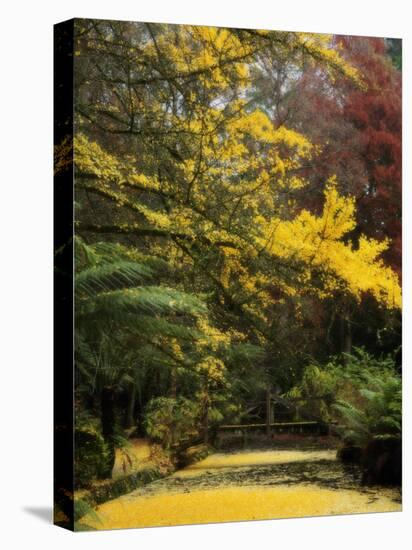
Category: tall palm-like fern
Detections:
[
  {"x1": 74, "y1": 236, "x2": 209, "y2": 478},
  {"x1": 75, "y1": 236, "x2": 206, "y2": 319},
  {"x1": 333, "y1": 370, "x2": 401, "y2": 446},
  {"x1": 75, "y1": 236, "x2": 207, "y2": 396}
]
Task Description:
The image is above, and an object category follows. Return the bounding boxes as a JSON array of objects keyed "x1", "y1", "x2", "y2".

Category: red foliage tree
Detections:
[
  {"x1": 289, "y1": 37, "x2": 402, "y2": 274},
  {"x1": 341, "y1": 37, "x2": 401, "y2": 273}
]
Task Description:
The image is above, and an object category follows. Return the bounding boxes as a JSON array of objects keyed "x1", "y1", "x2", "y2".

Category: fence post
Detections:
[{"x1": 266, "y1": 385, "x2": 272, "y2": 440}]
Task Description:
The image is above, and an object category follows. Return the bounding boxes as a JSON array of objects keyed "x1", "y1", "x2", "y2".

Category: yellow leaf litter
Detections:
[{"x1": 79, "y1": 450, "x2": 401, "y2": 530}]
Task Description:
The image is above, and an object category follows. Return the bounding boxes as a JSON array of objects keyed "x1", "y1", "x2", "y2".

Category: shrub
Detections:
[
  {"x1": 143, "y1": 397, "x2": 199, "y2": 449},
  {"x1": 333, "y1": 370, "x2": 401, "y2": 446},
  {"x1": 74, "y1": 425, "x2": 112, "y2": 487}
]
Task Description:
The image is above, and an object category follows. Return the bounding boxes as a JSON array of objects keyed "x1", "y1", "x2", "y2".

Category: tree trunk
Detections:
[
  {"x1": 344, "y1": 315, "x2": 352, "y2": 356},
  {"x1": 170, "y1": 366, "x2": 177, "y2": 399},
  {"x1": 340, "y1": 312, "x2": 352, "y2": 360},
  {"x1": 203, "y1": 408, "x2": 209, "y2": 445},
  {"x1": 101, "y1": 385, "x2": 116, "y2": 478},
  {"x1": 266, "y1": 385, "x2": 271, "y2": 440},
  {"x1": 202, "y1": 392, "x2": 210, "y2": 444},
  {"x1": 124, "y1": 383, "x2": 136, "y2": 429}
]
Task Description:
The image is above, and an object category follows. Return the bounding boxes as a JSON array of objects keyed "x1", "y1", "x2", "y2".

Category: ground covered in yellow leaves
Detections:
[
  {"x1": 79, "y1": 448, "x2": 401, "y2": 530},
  {"x1": 174, "y1": 449, "x2": 336, "y2": 475},
  {"x1": 112, "y1": 439, "x2": 152, "y2": 479},
  {"x1": 83, "y1": 486, "x2": 400, "y2": 529}
]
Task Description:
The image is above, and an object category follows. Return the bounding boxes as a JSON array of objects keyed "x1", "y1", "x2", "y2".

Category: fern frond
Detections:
[
  {"x1": 333, "y1": 401, "x2": 369, "y2": 433},
  {"x1": 76, "y1": 260, "x2": 153, "y2": 297},
  {"x1": 129, "y1": 316, "x2": 201, "y2": 340},
  {"x1": 226, "y1": 343, "x2": 266, "y2": 365},
  {"x1": 79, "y1": 286, "x2": 207, "y2": 319}
]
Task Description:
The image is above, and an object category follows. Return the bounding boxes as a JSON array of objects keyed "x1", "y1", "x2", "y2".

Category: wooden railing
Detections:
[{"x1": 218, "y1": 421, "x2": 332, "y2": 435}]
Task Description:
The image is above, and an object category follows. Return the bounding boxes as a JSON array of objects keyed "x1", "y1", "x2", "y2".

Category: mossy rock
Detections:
[
  {"x1": 362, "y1": 436, "x2": 401, "y2": 486},
  {"x1": 75, "y1": 426, "x2": 112, "y2": 487},
  {"x1": 177, "y1": 444, "x2": 212, "y2": 467},
  {"x1": 337, "y1": 444, "x2": 362, "y2": 464},
  {"x1": 74, "y1": 466, "x2": 172, "y2": 520}
]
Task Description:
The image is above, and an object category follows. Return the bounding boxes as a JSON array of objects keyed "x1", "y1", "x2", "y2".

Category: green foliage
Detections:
[
  {"x1": 76, "y1": 261, "x2": 153, "y2": 298},
  {"x1": 225, "y1": 343, "x2": 266, "y2": 367},
  {"x1": 74, "y1": 498, "x2": 102, "y2": 524},
  {"x1": 286, "y1": 348, "x2": 401, "y2": 428},
  {"x1": 130, "y1": 316, "x2": 201, "y2": 340},
  {"x1": 285, "y1": 363, "x2": 339, "y2": 421},
  {"x1": 75, "y1": 236, "x2": 213, "y2": 411},
  {"x1": 333, "y1": 368, "x2": 401, "y2": 446},
  {"x1": 75, "y1": 236, "x2": 206, "y2": 321},
  {"x1": 81, "y1": 286, "x2": 206, "y2": 319},
  {"x1": 340, "y1": 346, "x2": 397, "y2": 373},
  {"x1": 144, "y1": 397, "x2": 200, "y2": 449},
  {"x1": 70, "y1": 21, "x2": 401, "y2": 488},
  {"x1": 74, "y1": 424, "x2": 112, "y2": 487},
  {"x1": 386, "y1": 38, "x2": 402, "y2": 71}
]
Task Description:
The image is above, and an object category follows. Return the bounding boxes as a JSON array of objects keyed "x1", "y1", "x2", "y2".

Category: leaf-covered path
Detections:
[{"x1": 80, "y1": 446, "x2": 401, "y2": 530}]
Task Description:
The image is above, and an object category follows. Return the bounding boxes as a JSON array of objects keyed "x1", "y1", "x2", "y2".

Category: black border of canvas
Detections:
[{"x1": 54, "y1": 18, "x2": 75, "y2": 531}]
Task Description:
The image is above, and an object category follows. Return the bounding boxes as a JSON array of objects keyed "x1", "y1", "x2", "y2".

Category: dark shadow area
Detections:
[
  {"x1": 133, "y1": 457, "x2": 368, "y2": 498},
  {"x1": 23, "y1": 506, "x2": 53, "y2": 524}
]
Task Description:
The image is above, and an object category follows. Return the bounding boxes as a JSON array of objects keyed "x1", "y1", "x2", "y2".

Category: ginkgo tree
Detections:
[{"x1": 65, "y1": 20, "x2": 401, "y2": 459}]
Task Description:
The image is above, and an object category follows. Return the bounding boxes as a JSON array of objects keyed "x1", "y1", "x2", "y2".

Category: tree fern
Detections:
[
  {"x1": 333, "y1": 370, "x2": 401, "y2": 445},
  {"x1": 127, "y1": 316, "x2": 201, "y2": 340},
  {"x1": 78, "y1": 286, "x2": 207, "y2": 321},
  {"x1": 74, "y1": 234, "x2": 234, "y2": 474},
  {"x1": 76, "y1": 261, "x2": 153, "y2": 298}
]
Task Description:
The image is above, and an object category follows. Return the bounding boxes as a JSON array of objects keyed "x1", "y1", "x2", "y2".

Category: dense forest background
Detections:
[{"x1": 56, "y1": 21, "x2": 401, "y2": 487}]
